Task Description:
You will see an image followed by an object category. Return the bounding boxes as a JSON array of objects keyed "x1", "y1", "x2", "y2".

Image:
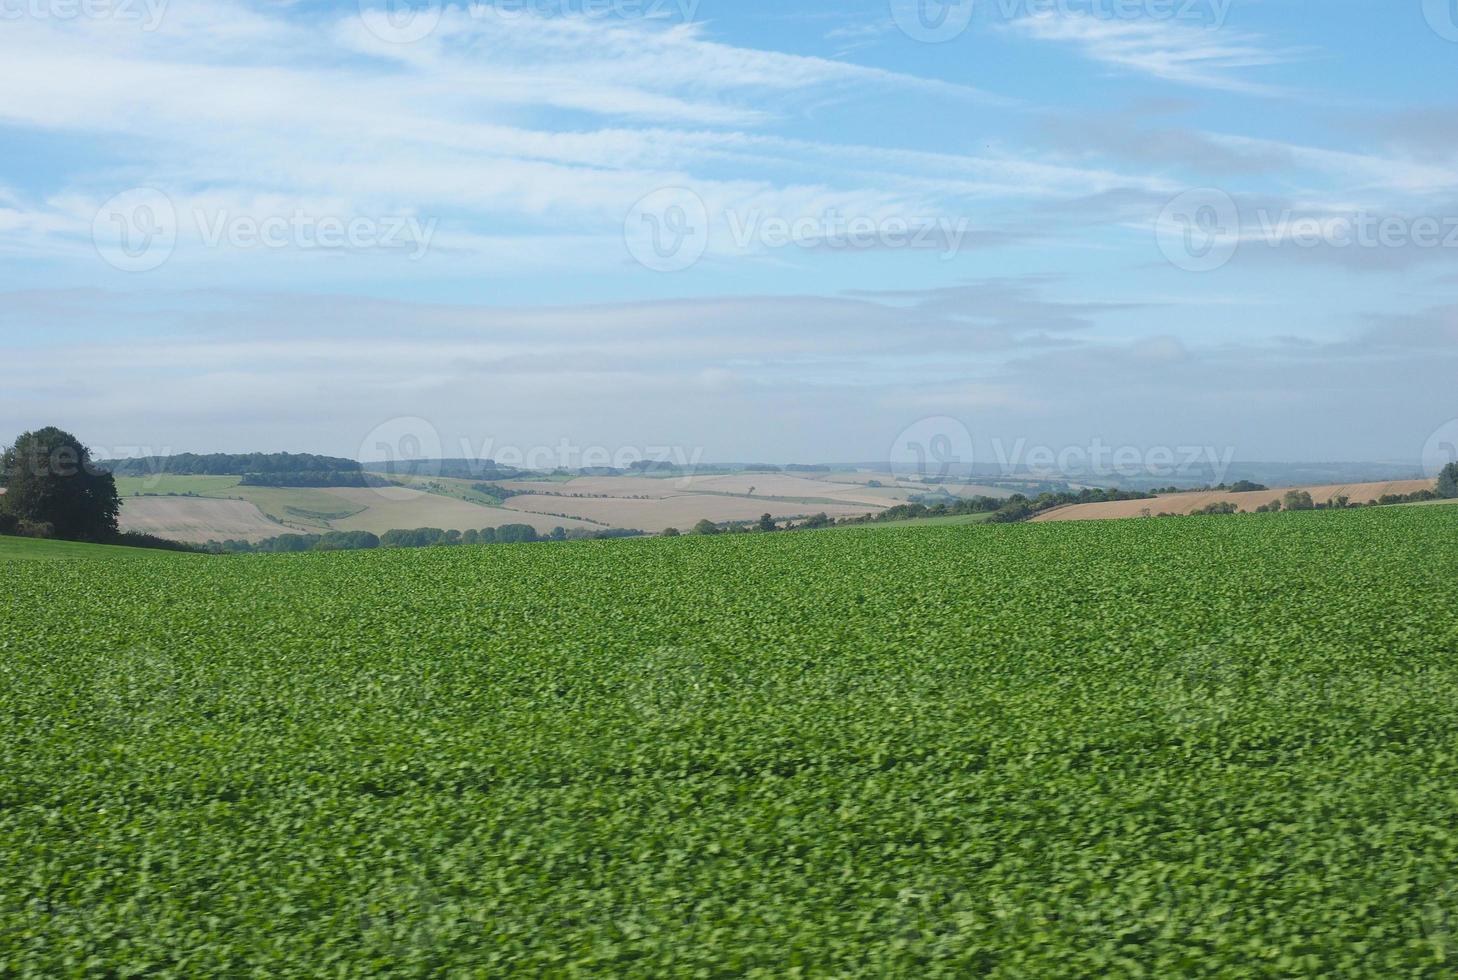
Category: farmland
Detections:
[
  {"x1": 4, "y1": 505, "x2": 1458, "y2": 974},
  {"x1": 1035, "y1": 479, "x2": 1437, "y2": 522},
  {"x1": 108, "y1": 469, "x2": 990, "y2": 542}
]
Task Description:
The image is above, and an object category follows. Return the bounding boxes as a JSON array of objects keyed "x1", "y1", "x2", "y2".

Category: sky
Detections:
[{"x1": 2, "y1": 0, "x2": 1456, "y2": 470}]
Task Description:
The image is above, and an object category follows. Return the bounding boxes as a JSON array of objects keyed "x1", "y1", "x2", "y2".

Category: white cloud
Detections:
[{"x1": 1009, "y1": 12, "x2": 1302, "y2": 95}]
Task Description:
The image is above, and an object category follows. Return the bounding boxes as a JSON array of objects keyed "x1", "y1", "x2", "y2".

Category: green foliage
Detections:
[
  {"x1": 0, "y1": 427, "x2": 121, "y2": 541},
  {"x1": 104, "y1": 452, "x2": 364, "y2": 478},
  {"x1": 6, "y1": 507, "x2": 1458, "y2": 974},
  {"x1": 692, "y1": 519, "x2": 719, "y2": 535},
  {"x1": 1284, "y1": 490, "x2": 1316, "y2": 511},
  {"x1": 239, "y1": 471, "x2": 382, "y2": 488},
  {"x1": 1439, "y1": 462, "x2": 1458, "y2": 499}
]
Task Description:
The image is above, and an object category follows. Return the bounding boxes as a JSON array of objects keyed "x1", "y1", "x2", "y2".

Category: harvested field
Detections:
[
  {"x1": 502, "y1": 493, "x2": 876, "y2": 531},
  {"x1": 496, "y1": 477, "x2": 683, "y2": 499},
  {"x1": 321, "y1": 487, "x2": 601, "y2": 535},
  {"x1": 119, "y1": 496, "x2": 292, "y2": 543},
  {"x1": 1033, "y1": 479, "x2": 1437, "y2": 522}
]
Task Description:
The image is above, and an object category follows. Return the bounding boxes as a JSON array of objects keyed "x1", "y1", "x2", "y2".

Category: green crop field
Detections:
[
  {"x1": 4, "y1": 507, "x2": 1458, "y2": 975},
  {"x1": 113, "y1": 475, "x2": 244, "y2": 497},
  {"x1": 0, "y1": 536, "x2": 177, "y2": 561}
]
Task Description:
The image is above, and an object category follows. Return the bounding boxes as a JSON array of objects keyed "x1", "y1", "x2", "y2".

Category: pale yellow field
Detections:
[
  {"x1": 501, "y1": 494, "x2": 875, "y2": 532},
  {"x1": 1033, "y1": 480, "x2": 1438, "y2": 522},
  {"x1": 497, "y1": 478, "x2": 683, "y2": 499},
  {"x1": 496, "y1": 472, "x2": 949, "y2": 509},
  {"x1": 119, "y1": 497, "x2": 294, "y2": 543},
  {"x1": 320, "y1": 487, "x2": 601, "y2": 535}
]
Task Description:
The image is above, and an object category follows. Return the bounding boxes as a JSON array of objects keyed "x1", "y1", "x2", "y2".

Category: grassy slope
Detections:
[
  {"x1": 5, "y1": 508, "x2": 1458, "y2": 974},
  {"x1": 114, "y1": 475, "x2": 243, "y2": 496},
  {"x1": 0, "y1": 535, "x2": 180, "y2": 560}
]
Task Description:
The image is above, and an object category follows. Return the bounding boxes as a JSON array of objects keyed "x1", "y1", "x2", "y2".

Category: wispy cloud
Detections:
[{"x1": 1008, "y1": 13, "x2": 1303, "y2": 95}]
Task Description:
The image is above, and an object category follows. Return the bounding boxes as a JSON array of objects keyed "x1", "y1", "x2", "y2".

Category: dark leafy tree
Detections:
[
  {"x1": 1283, "y1": 490, "x2": 1315, "y2": 511},
  {"x1": 1439, "y1": 462, "x2": 1458, "y2": 499},
  {"x1": 1, "y1": 428, "x2": 120, "y2": 541}
]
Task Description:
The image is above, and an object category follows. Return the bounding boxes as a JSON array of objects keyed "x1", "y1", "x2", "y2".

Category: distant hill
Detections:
[
  {"x1": 360, "y1": 458, "x2": 529, "y2": 480},
  {"x1": 100, "y1": 453, "x2": 381, "y2": 488}
]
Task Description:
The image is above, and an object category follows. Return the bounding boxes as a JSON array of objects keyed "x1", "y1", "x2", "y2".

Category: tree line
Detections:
[{"x1": 208, "y1": 524, "x2": 646, "y2": 554}]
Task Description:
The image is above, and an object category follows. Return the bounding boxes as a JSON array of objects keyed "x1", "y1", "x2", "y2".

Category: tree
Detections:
[
  {"x1": 661, "y1": 527, "x2": 681, "y2": 537},
  {"x1": 692, "y1": 519, "x2": 719, "y2": 535},
  {"x1": 757, "y1": 513, "x2": 777, "y2": 533},
  {"x1": 1439, "y1": 462, "x2": 1458, "y2": 499},
  {"x1": 0, "y1": 428, "x2": 120, "y2": 541},
  {"x1": 1283, "y1": 490, "x2": 1315, "y2": 511}
]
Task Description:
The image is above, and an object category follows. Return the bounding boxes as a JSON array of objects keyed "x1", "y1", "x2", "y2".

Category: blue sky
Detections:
[{"x1": 2, "y1": 0, "x2": 1456, "y2": 466}]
